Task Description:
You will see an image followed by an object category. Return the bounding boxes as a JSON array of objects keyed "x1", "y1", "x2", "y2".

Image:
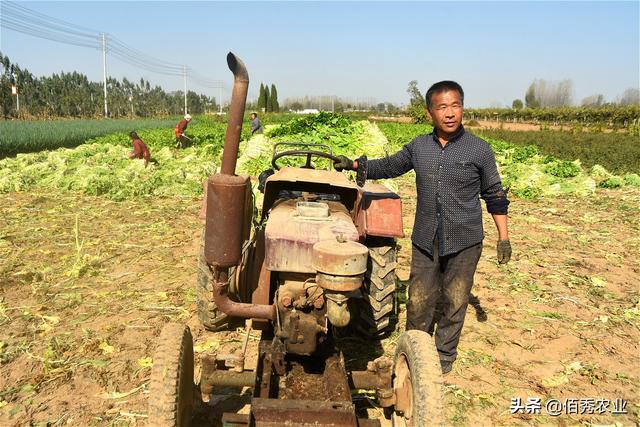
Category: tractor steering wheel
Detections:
[{"x1": 271, "y1": 149, "x2": 342, "y2": 171}]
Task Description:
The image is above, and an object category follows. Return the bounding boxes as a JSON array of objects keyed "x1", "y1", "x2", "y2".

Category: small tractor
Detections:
[{"x1": 148, "y1": 53, "x2": 443, "y2": 427}]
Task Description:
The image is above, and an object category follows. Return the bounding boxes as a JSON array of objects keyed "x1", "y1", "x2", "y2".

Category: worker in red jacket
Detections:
[
  {"x1": 128, "y1": 131, "x2": 151, "y2": 167},
  {"x1": 174, "y1": 114, "x2": 192, "y2": 148}
]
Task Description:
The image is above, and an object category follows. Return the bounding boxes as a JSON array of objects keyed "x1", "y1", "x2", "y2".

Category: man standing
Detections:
[
  {"x1": 175, "y1": 114, "x2": 192, "y2": 148},
  {"x1": 334, "y1": 81, "x2": 511, "y2": 375},
  {"x1": 128, "y1": 131, "x2": 151, "y2": 167},
  {"x1": 250, "y1": 112, "x2": 264, "y2": 135}
]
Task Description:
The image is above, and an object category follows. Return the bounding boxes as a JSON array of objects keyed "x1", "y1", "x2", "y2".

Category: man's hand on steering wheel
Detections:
[{"x1": 333, "y1": 155, "x2": 356, "y2": 171}]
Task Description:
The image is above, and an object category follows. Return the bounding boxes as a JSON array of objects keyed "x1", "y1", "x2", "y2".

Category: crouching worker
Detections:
[
  {"x1": 128, "y1": 131, "x2": 152, "y2": 167},
  {"x1": 175, "y1": 114, "x2": 192, "y2": 148}
]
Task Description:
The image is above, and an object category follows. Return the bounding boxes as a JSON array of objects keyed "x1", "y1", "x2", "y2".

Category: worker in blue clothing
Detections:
[
  {"x1": 250, "y1": 112, "x2": 264, "y2": 135},
  {"x1": 334, "y1": 81, "x2": 511, "y2": 375}
]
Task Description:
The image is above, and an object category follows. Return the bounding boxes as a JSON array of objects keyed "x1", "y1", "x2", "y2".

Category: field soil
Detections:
[
  {"x1": 369, "y1": 116, "x2": 554, "y2": 131},
  {"x1": 370, "y1": 116, "x2": 623, "y2": 133},
  {"x1": 469, "y1": 120, "x2": 561, "y2": 132},
  {"x1": 1, "y1": 182, "x2": 639, "y2": 426}
]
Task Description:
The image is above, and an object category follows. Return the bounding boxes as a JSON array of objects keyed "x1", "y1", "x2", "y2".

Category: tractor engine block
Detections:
[{"x1": 275, "y1": 274, "x2": 327, "y2": 355}]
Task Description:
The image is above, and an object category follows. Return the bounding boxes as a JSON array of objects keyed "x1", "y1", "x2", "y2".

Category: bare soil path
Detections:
[{"x1": 1, "y1": 183, "x2": 638, "y2": 426}]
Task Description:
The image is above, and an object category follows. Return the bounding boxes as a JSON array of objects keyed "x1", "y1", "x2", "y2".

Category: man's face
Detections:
[
  {"x1": 426, "y1": 90, "x2": 463, "y2": 136},
  {"x1": 251, "y1": 114, "x2": 256, "y2": 120}
]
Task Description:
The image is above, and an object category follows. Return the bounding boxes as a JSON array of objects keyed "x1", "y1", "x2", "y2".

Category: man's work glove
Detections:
[
  {"x1": 497, "y1": 239, "x2": 512, "y2": 264},
  {"x1": 334, "y1": 155, "x2": 355, "y2": 171}
]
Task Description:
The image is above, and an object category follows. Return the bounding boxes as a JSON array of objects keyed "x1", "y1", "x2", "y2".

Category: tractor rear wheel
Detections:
[
  {"x1": 391, "y1": 330, "x2": 444, "y2": 427},
  {"x1": 148, "y1": 323, "x2": 196, "y2": 427},
  {"x1": 356, "y1": 238, "x2": 398, "y2": 339}
]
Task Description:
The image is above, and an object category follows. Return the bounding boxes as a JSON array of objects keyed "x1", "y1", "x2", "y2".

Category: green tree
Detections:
[
  {"x1": 581, "y1": 94, "x2": 604, "y2": 107},
  {"x1": 187, "y1": 90, "x2": 204, "y2": 113},
  {"x1": 525, "y1": 79, "x2": 573, "y2": 108},
  {"x1": 525, "y1": 82, "x2": 540, "y2": 108},
  {"x1": 264, "y1": 85, "x2": 270, "y2": 112},
  {"x1": 407, "y1": 80, "x2": 427, "y2": 123},
  {"x1": 0, "y1": 52, "x2": 217, "y2": 119},
  {"x1": 407, "y1": 80, "x2": 424, "y2": 106},
  {"x1": 257, "y1": 83, "x2": 266, "y2": 112},
  {"x1": 387, "y1": 103, "x2": 400, "y2": 114},
  {"x1": 619, "y1": 88, "x2": 640, "y2": 105},
  {"x1": 0, "y1": 54, "x2": 15, "y2": 118},
  {"x1": 269, "y1": 84, "x2": 279, "y2": 112},
  {"x1": 512, "y1": 99, "x2": 523, "y2": 110}
]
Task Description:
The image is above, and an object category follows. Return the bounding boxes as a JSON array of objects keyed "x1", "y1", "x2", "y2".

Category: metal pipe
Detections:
[
  {"x1": 206, "y1": 52, "x2": 275, "y2": 321},
  {"x1": 213, "y1": 272, "x2": 275, "y2": 321},
  {"x1": 204, "y1": 52, "x2": 250, "y2": 267},
  {"x1": 221, "y1": 52, "x2": 249, "y2": 176},
  {"x1": 203, "y1": 371, "x2": 256, "y2": 389}
]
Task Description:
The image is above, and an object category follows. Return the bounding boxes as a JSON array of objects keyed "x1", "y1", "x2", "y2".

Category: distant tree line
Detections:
[
  {"x1": 405, "y1": 78, "x2": 639, "y2": 125},
  {"x1": 279, "y1": 96, "x2": 396, "y2": 114},
  {"x1": 0, "y1": 52, "x2": 217, "y2": 119},
  {"x1": 514, "y1": 79, "x2": 639, "y2": 110},
  {"x1": 465, "y1": 106, "x2": 640, "y2": 126}
]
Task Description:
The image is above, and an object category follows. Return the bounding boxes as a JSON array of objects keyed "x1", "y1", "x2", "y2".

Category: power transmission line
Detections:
[
  {"x1": 0, "y1": 17, "x2": 100, "y2": 49},
  {"x1": 1, "y1": 1, "x2": 100, "y2": 48},
  {"x1": 108, "y1": 36, "x2": 185, "y2": 75},
  {"x1": 3, "y1": 1, "x2": 98, "y2": 37},
  {"x1": 1, "y1": 1, "x2": 224, "y2": 113}
]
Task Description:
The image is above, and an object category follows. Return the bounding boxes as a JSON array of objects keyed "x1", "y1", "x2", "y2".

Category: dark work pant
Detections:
[
  {"x1": 176, "y1": 135, "x2": 188, "y2": 148},
  {"x1": 406, "y1": 238, "x2": 483, "y2": 362}
]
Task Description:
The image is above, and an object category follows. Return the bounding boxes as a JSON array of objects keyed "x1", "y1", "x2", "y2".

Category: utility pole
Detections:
[
  {"x1": 12, "y1": 72, "x2": 19, "y2": 114},
  {"x1": 101, "y1": 33, "x2": 108, "y2": 117},
  {"x1": 183, "y1": 65, "x2": 188, "y2": 115},
  {"x1": 218, "y1": 85, "x2": 222, "y2": 114}
]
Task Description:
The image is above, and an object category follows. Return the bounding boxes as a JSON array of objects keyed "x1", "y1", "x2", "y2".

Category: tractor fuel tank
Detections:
[{"x1": 265, "y1": 200, "x2": 359, "y2": 273}]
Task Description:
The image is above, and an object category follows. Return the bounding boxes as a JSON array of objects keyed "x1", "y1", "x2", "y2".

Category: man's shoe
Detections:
[{"x1": 440, "y1": 360, "x2": 453, "y2": 375}]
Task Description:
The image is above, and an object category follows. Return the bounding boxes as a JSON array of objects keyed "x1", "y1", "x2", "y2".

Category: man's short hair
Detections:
[
  {"x1": 129, "y1": 131, "x2": 139, "y2": 139},
  {"x1": 425, "y1": 81, "x2": 464, "y2": 110},
  {"x1": 251, "y1": 112, "x2": 258, "y2": 118}
]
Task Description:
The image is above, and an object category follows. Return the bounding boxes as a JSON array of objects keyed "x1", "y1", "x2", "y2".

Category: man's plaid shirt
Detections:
[{"x1": 366, "y1": 126, "x2": 509, "y2": 256}]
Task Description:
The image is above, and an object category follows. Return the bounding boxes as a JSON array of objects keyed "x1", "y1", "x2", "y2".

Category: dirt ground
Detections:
[
  {"x1": 369, "y1": 115, "x2": 550, "y2": 131},
  {"x1": 1, "y1": 181, "x2": 639, "y2": 426},
  {"x1": 370, "y1": 116, "x2": 622, "y2": 133},
  {"x1": 468, "y1": 120, "x2": 561, "y2": 132}
]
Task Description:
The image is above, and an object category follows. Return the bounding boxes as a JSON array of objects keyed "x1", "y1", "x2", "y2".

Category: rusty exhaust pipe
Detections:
[
  {"x1": 204, "y1": 52, "x2": 275, "y2": 322},
  {"x1": 213, "y1": 271, "x2": 275, "y2": 321},
  {"x1": 221, "y1": 52, "x2": 249, "y2": 176},
  {"x1": 205, "y1": 52, "x2": 251, "y2": 268}
]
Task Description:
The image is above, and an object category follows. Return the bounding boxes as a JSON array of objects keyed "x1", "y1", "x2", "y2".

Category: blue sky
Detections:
[{"x1": 1, "y1": 1, "x2": 638, "y2": 107}]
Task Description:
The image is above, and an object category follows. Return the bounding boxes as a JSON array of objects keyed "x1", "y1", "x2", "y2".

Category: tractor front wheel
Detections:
[
  {"x1": 148, "y1": 323, "x2": 196, "y2": 427},
  {"x1": 391, "y1": 330, "x2": 444, "y2": 427}
]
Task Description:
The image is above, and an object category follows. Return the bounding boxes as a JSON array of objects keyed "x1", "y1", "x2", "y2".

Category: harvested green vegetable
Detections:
[
  {"x1": 1, "y1": 116, "x2": 636, "y2": 202},
  {"x1": 0, "y1": 121, "x2": 226, "y2": 200}
]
